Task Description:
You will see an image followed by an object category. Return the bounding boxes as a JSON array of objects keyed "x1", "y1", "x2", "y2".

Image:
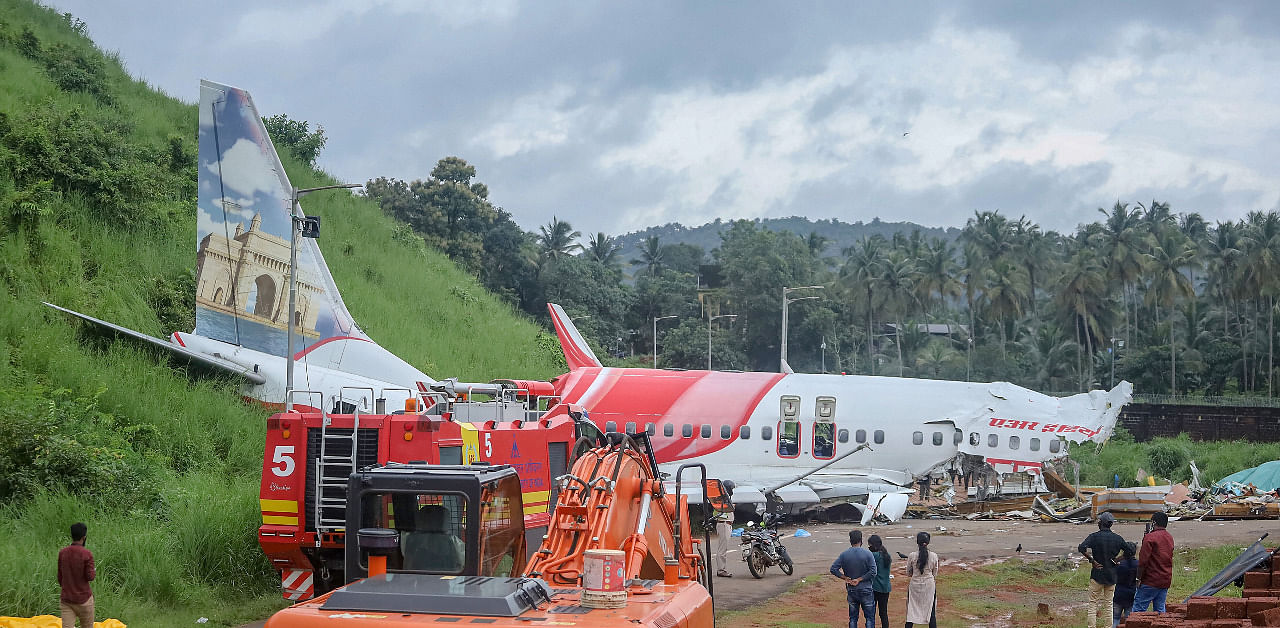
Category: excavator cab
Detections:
[{"x1": 342, "y1": 463, "x2": 526, "y2": 582}]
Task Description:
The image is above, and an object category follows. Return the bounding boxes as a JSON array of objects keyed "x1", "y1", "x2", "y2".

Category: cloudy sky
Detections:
[{"x1": 47, "y1": 1, "x2": 1280, "y2": 236}]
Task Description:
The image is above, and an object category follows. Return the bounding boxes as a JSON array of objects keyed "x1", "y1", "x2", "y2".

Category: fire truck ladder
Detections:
[{"x1": 314, "y1": 387, "x2": 375, "y2": 533}]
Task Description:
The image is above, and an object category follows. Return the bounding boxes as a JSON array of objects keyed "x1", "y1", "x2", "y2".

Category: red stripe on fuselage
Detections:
[
  {"x1": 555, "y1": 367, "x2": 785, "y2": 462},
  {"x1": 292, "y1": 335, "x2": 369, "y2": 360}
]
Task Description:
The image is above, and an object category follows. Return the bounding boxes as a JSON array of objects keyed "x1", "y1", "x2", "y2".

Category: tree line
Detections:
[{"x1": 362, "y1": 156, "x2": 1280, "y2": 397}]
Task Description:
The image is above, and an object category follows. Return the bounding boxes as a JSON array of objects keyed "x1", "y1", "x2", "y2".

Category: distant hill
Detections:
[{"x1": 614, "y1": 216, "x2": 961, "y2": 267}]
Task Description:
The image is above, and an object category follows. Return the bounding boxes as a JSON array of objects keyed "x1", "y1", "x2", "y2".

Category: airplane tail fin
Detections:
[
  {"x1": 547, "y1": 303, "x2": 602, "y2": 370},
  {"x1": 195, "y1": 80, "x2": 367, "y2": 357}
]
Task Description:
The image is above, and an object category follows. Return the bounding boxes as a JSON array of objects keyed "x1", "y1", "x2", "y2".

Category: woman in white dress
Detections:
[{"x1": 905, "y1": 531, "x2": 939, "y2": 628}]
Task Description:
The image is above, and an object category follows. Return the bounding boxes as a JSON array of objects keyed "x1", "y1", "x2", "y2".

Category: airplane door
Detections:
[
  {"x1": 813, "y1": 396, "x2": 836, "y2": 459},
  {"x1": 778, "y1": 395, "x2": 801, "y2": 458}
]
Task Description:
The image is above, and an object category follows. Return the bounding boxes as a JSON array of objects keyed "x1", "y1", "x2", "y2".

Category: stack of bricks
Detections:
[{"x1": 1120, "y1": 552, "x2": 1280, "y2": 627}]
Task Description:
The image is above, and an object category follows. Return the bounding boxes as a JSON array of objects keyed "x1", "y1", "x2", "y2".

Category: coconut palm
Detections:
[
  {"x1": 585, "y1": 232, "x2": 623, "y2": 270},
  {"x1": 631, "y1": 236, "x2": 664, "y2": 276},
  {"x1": 1096, "y1": 201, "x2": 1149, "y2": 353},
  {"x1": 538, "y1": 216, "x2": 582, "y2": 261},
  {"x1": 982, "y1": 258, "x2": 1029, "y2": 359},
  {"x1": 915, "y1": 238, "x2": 961, "y2": 318},
  {"x1": 877, "y1": 250, "x2": 919, "y2": 376},
  {"x1": 841, "y1": 236, "x2": 886, "y2": 374},
  {"x1": 1242, "y1": 211, "x2": 1280, "y2": 395},
  {"x1": 1055, "y1": 246, "x2": 1109, "y2": 390},
  {"x1": 1144, "y1": 228, "x2": 1196, "y2": 392}
]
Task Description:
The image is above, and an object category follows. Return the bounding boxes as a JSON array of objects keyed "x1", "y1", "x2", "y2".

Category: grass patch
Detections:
[{"x1": 1068, "y1": 428, "x2": 1280, "y2": 488}]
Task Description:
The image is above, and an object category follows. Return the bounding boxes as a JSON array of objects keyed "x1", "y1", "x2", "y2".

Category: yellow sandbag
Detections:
[{"x1": 0, "y1": 616, "x2": 126, "y2": 628}]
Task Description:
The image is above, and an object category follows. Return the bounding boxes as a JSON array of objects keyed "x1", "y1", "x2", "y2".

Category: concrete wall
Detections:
[{"x1": 1119, "y1": 403, "x2": 1280, "y2": 442}]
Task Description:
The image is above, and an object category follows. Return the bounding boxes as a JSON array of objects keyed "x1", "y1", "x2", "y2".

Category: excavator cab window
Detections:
[
  {"x1": 479, "y1": 474, "x2": 525, "y2": 577},
  {"x1": 361, "y1": 492, "x2": 469, "y2": 575}
]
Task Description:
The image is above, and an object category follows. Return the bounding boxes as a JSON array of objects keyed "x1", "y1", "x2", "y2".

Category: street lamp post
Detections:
[
  {"x1": 1110, "y1": 338, "x2": 1125, "y2": 388},
  {"x1": 286, "y1": 183, "x2": 362, "y2": 411},
  {"x1": 708, "y1": 314, "x2": 737, "y2": 370},
  {"x1": 653, "y1": 315, "x2": 677, "y2": 369},
  {"x1": 780, "y1": 285, "x2": 823, "y2": 371}
]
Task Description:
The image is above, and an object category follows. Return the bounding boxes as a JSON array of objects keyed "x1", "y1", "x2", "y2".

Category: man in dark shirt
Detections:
[
  {"x1": 1078, "y1": 512, "x2": 1127, "y2": 628},
  {"x1": 830, "y1": 529, "x2": 878, "y2": 628},
  {"x1": 1132, "y1": 512, "x2": 1174, "y2": 613},
  {"x1": 57, "y1": 522, "x2": 96, "y2": 627}
]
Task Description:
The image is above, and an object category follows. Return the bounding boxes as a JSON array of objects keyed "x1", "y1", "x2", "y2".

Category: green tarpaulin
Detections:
[{"x1": 1215, "y1": 460, "x2": 1280, "y2": 492}]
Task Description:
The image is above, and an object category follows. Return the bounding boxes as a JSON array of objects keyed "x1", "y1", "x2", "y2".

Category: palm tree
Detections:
[
  {"x1": 538, "y1": 216, "x2": 582, "y2": 261},
  {"x1": 841, "y1": 237, "x2": 886, "y2": 374},
  {"x1": 1144, "y1": 228, "x2": 1196, "y2": 392},
  {"x1": 915, "y1": 238, "x2": 960, "y2": 318},
  {"x1": 958, "y1": 243, "x2": 985, "y2": 376},
  {"x1": 585, "y1": 232, "x2": 622, "y2": 270},
  {"x1": 1055, "y1": 246, "x2": 1108, "y2": 390},
  {"x1": 1096, "y1": 201, "x2": 1148, "y2": 353},
  {"x1": 1243, "y1": 211, "x2": 1280, "y2": 395},
  {"x1": 982, "y1": 258, "x2": 1030, "y2": 360},
  {"x1": 632, "y1": 236, "x2": 664, "y2": 275},
  {"x1": 877, "y1": 250, "x2": 918, "y2": 376}
]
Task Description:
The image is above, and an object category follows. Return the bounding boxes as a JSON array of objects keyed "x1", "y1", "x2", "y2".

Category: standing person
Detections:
[
  {"x1": 905, "y1": 531, "x2": 938, "y2": 628},
  {"x1": 1132, "y1": 512, "x2": 1174, "y2": 613},
  {"x1": 1078, "y1": 512, "x2": 1128, "y2": 628},
  {"x1": 830, "y1": 530, "x2": 878, "y2": 628},
  {"x1": 714, "y1": 480, "x2": 735, "y2": 578},
  {"x1": 57, "y1": 522, "x2": 96, "y2": 628},
  {"x1": 868, "y1": 534, "x2": 893, "y2": 628},
  {"x1": 1113, "y1": 542, "x2": 1138, "y2": 627}
]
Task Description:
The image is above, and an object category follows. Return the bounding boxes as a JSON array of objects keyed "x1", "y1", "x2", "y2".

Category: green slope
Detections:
[{"x1": 0, "y1": 2, "x2": 563, "y2": 625}]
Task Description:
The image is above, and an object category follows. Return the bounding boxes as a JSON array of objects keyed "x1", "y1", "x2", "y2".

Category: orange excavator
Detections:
[{"x1": 264, "y1": 432, "x2": 719, "y2": 627}]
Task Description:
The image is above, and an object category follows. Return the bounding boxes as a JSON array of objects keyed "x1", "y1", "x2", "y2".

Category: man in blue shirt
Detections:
[{"x1": 831, "y1": 529, "x2": 878, "y2": 628}]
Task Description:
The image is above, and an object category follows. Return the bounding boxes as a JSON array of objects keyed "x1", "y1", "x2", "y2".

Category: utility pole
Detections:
[
  {"x1": 653, "y1": 315, "x2": 677, "y2": 369},
  {"x1": 709, "y1": 314, "x2": 737, "y2": 370},
  {"x1": 780, "y1": 285, "x2": 823, "y2": 371},
  {"x1": 286, "y1": 183, "x2": 361, "y2": 411}
]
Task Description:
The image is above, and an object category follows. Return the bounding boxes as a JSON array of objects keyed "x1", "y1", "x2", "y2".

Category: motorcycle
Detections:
[{"x1": 739, "y1": 513, "x2": 794, "y2": 578}]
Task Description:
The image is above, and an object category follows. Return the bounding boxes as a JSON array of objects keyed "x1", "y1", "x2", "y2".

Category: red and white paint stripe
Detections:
[{"x1": 281, "y1": 568, "x2": 314, "y2": 601}]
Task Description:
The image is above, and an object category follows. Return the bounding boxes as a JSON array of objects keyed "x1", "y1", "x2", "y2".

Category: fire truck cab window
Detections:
[
  {"x1": 873, "y1": 430, "x2": 885, "y2": 445},
  {"x1": 605, "y1": 421, "x2": 617, "y2": 433},
  {"x1": 837, "y1": 429, "x2": 849, "y2": 443},
  {"x1": 479, "y1": 474, "x2": 522, "y2": 577},
  {"x1": 364, "y1": 492, "x2": 468, "y2": 575},
  {"x1": 740, "y1": 425, "x2": 751, "y2": 439},
  {"x1": 933, "y1": 431, "x2": 944, "y2": 446},
  {"x1": 912, "y1": 431, "x2": 924, "y2": 446},
  {"x1": 682, "y1": 424, "x2": 693, "y2": 438},
  {"x1": 625, "y1": 421, "x2": 636, "y2": 434},
  {"x1": 761, "y1": 425, "x2": 773, "y2": 440},
  {"x1": 855, "y1": 429, "x2": 866, "y2": 443},
  {"x1": 987, "y1": 434, "x2": 999, "y2": 448},
  {"x1": 663, "y1": 424, "x2": 674, "y2": 438},
  {"x1": 721, "y1": 425, "x2": 731, "y2": 440},
  {"x1": 778, "y1": 420, "x2": 800, "y2": 457},
  {"x1": 1030, "y1": 438, "x2": 1041, "y2": 452},
  {"x1": 1049, "y1": 438, "x2": 1061, "y2": 453}
]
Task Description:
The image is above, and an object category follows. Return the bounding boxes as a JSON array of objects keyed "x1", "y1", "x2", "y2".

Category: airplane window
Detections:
[
  {"x1": 813, "y1": 422, "x2": 835, "y2": 459},
  {"x1": 1049, "y1": 438, "x2": 1061, "y2": 453},
  {"x1": 646, "y1": 423, "x2": 656, "y2": 436},
  {"x1": 606, "y1": 421, "x2": 617, "y2": 433},
  {"x1": 682, "y1": 424, "x2": 693, "y2": 438},
  {"x1": 912, "y1": 431, "x2": 923, "y2": 446},
  {"x1": 932, "y1": 432, "x2": 943, "y2": 446},
  {"x1": 873, "y1": 430, "x2": 884, "y2": 444},
  {"x1": 663, "y1": 424, "x2": 674, "y2": 438},
  {"x1": 987, "y1": 434, "x2": 998, "y2": 448},
  {"x1": 701, "y1": 424, "x2": 712, "y2": 439},
  {"x1": 837, "y1": 429, "x2": 849, "y2": 443},
  {"x1": 953, "y1": 429, "x2": 963, "y2": 445},
  {"x1": 1029, "y1": 438, "x2": 1040, "y2": 452},
  {"x1": 625, "y1": 421, "x2": 636, "y2": 434},
  {"x1": 1009, "y1": 436, "x2": 1020, "y2": 450},
  {"x1": 761, "y1": 425, "x2": 773, "y2": 440},
  {"x1": 740, "y1": 425, "x2": 751, "y2": 439},
  {"x1": 855, "y1": 429, "x2": 866, "y2": 443},
  {"x1": 777, "y1": 421, "x2": 800, "y2": 457},
  {"x1": 720, "y1": 425, "x2": 731, "y2": 440},
  {"x1": 969, "y1": 432, "x2": 980, "y2": 446}
]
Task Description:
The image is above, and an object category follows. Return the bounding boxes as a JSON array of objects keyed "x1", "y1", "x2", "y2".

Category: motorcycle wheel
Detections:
[
  {"x1": 747, "y1": 547, "x2": 767, "y2": 579},
  {"x1": 778, "y1": 546, "x2": 794, "y2": 575}
]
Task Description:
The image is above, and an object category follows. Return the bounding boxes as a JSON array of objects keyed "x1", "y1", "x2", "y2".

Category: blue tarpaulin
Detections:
[{"x1": 1215, "y1": 460, "x2": 1280, "y2": 492}]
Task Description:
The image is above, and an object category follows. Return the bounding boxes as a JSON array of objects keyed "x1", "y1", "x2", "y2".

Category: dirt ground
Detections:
[{"x1": 710, "y1": 518, "x2": 1273, "y2": 612}]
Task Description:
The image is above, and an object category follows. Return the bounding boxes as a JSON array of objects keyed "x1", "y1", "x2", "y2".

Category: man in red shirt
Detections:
[
  {"x1": 1132, "y1": 512, "x2": 1174, "y2": 613},
  {"x1": 57, "y1": 522, "x2": 96, "y2": 627}
]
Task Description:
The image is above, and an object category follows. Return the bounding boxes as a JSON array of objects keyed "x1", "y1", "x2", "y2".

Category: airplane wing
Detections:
[
  {"x1": 44, "y1": 302, "x2": 267, "y2": 385},
  {"x1": 547, "y1": 303, "x2": 603, "y2": 370}
]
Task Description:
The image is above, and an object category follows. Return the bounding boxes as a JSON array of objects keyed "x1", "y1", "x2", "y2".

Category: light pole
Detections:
[
  {"x1": 821, "y1": 336, "x2": 827, "y2": 373},
  {"x1": 708, "y1": 314, "x2": 737, "y2": 370},
  {"x1": 781, "y1": 285, "x2": 823, "y2": 371},
  {"x1": 286, "y1": 183, "x2": 362, "y2": 411},
  {"x1": 653, "y1": 315, "x2": 677, "y2": 369},
  {"x1": 1110, "y1": 338, "x2": 1125, "y2": 388}
]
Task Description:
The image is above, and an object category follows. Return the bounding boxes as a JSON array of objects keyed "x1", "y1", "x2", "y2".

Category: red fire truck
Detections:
[{"x1": 258, "y1": 382, "x2": 588, "y2": 600}]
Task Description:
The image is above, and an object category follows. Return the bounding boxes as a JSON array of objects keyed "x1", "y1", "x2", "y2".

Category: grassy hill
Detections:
[{"x1": 0, "y1": 2, "x2": 563, "y2": 625}]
